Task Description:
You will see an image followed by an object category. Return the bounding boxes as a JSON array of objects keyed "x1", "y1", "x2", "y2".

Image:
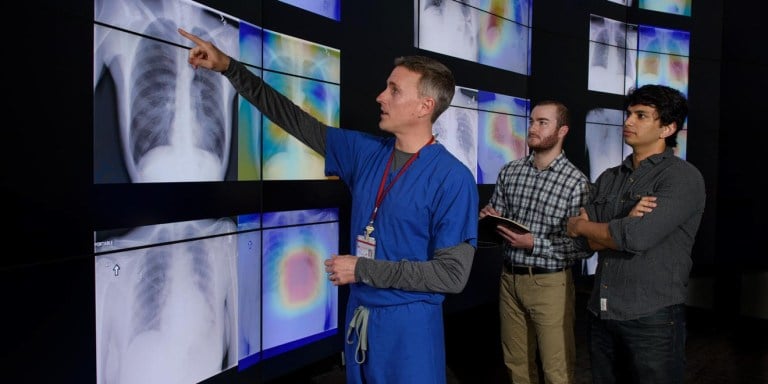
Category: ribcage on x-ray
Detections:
[
  {"x1": 130, "y1": 225, "x2": 216, "y2": 339},
  {"x1": 128, "y1": 20, "x2": 227, "y2": 167},
  {"x1": 455, "y1": 109, "x2": 475, "y2": 154},
  {"x1": 190, "y1": 24, "x2": 227, "y2": 161},
  {"x1": 187, "y1": 241, "x2": 216, "y2": 312},
  {"x1": 129, "y1": 19, "x2": 177, "y2": 164},
  {"x1": 132, "y1": 246, "x2": 170, "y2": 336},
  {"x1": 192, "y1": 62, "x2": 226, "y2": 160}
]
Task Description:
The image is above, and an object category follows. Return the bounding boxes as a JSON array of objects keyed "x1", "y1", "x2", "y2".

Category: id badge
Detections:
[{"x1": 356, "y1": 235, "x2": 376, "y2": 259}]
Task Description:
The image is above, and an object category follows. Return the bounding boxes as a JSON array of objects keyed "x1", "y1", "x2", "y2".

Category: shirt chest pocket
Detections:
[
  {"x1": 591, "y1": 192, "x2": 617, "y2": 219},
  {"x1": 594, "y1": 189, "x2": 654, "y2": 218}
]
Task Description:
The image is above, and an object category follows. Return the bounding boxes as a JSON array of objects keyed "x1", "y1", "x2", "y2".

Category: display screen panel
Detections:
[
  {"x1": 639, "y1": 0, "x2": 692, "y2": 16},
  {"x1": 94, "y1": 0, "x2": 341, "y2": 184},
  {"x1": 415, "y1": 0, "x2": 532, "y2": 75},
  {"x1": 93, "y1": 0, "x2": 239, "y2": 183},
  {"x1": 278, "y1": 0, "x2": 342, "y2": 21},
  {"x1": 476, "y1": 91, "x2": 529, "y2": 185},
  {"x1": 237, "y1": 208, "x2": 340, "y2": 370},
  {"x1": 588, "y1": 14, "x2": 690, "y2": 97},
  {"x1": 94, "y1": 218, "x2": 239, "y2": 384},
  {"x1": 259, "y1": 209, "x2": 340, "y2": 359},
  {"x1": 588, "y1": 14, "x2": 638, "y2": 95},
  {"x1": 256, "y1": 29, "x2": 340, "y2": 180},
  {"x1": 637, "y1": 25, "x2": 690, "y2": 96}
]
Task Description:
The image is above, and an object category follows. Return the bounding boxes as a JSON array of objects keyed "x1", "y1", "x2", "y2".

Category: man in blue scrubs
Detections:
[{"x1": 180, "y1": 29, "x2": 479, "y2": 384}]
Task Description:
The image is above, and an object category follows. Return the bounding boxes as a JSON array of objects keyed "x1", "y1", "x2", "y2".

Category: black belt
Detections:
[{"x1": 504, "y1": 262, "x2": 567, "y2": 275}]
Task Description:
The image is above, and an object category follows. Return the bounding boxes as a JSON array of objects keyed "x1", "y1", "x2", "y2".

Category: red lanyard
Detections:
[{"x1": 367, "y1": 136, "x2": 435, "y2": 232}]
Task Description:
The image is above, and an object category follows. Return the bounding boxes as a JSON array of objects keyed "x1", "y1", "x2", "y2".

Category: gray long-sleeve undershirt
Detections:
[{"x1": 222, "y1": 59, "x2": 475, "y2": 294}]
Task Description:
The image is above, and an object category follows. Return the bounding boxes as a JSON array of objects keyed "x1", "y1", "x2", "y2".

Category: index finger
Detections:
[{"x1": 178, "y1": 28, "x2": 205, "y2": 45}]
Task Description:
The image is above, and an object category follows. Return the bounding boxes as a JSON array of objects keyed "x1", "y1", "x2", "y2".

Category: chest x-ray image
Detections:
[
  {"x1": 588, "y1": 14, "x2": 638, "y2": 95},
  {"x1": 94, "y1": 0, "x2": 238, "y2": 183},
  {"x1": 417, "y1": 0, "x2": 532, "y2": 75},
  {"x1": 418, "y1": 0, "x2": 479, "y2": 62},
  {"x1": 584, "y1": 108, "x2": 628, "y2": 183},
  {"x1": 94, "y1": 218, "x2": 238, "y2": 384}
]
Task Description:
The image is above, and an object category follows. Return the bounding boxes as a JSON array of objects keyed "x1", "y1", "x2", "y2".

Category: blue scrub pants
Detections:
[{"x1": 344, "y1": 300, "x2": 446, "y2": 384}]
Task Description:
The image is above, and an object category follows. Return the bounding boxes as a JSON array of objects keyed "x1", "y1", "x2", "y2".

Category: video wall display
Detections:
[
  {"x1": 434, "y1": 86, "x2": 529, "y2": 185},
  {"x1": 92, "y1": 0, "x2": 345, "y2": 382},
  {"x1": 415, "y1": 0, "x2": 532, "y2": 75},
  {"x1": 94, "y1": 0, "x2": 341, "y2": 184}
]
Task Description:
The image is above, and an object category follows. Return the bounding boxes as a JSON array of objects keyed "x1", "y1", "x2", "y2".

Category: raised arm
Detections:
[{"x1": 178, "y1": 28, "x2": 327, "y2": 155}]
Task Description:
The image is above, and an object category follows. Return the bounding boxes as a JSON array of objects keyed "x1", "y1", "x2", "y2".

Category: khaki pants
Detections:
[{"x1": 499, "y1": 268, "x2": 575, "y2": 384}]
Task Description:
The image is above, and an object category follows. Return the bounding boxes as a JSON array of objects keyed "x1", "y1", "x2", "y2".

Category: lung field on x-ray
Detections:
[
  {"x1": 130, "y1": 229, "x2": 218, "y2": 338},
  {"x1": 129, "y1": 20, "x2": 177, "y2": 164},
  {"x1": 131, "y1": 245, "x2": 171, "y2": 336},
  {"x1": 190, "y1": 27, "x2": 227, "y2": 160}
]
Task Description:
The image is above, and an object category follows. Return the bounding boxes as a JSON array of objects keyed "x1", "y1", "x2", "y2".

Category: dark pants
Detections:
[{"x1": 589, "y1": 304, "x2": 686, "y2": 384}]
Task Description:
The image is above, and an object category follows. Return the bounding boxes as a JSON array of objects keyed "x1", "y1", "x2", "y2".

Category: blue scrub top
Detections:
[{"x1": 325, "y1": 128, "x2": 478, "y2": 307}]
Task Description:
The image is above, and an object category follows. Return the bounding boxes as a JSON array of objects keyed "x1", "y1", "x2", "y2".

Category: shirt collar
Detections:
[
  {"x1": 621, "y1": 147, "x2": 675, "y2": 170},
  {"x1": 525, "y1": 150, "x2": 567, "y2": 171}
]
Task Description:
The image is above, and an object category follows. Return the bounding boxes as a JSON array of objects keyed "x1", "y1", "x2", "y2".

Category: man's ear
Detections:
[
  {"x1": 660, "y1": 122, "x2": 678, "y2": 138},
  {"x1": 558, "y1": 124, "x2": 570, "y2": 138},
  {"x1": 420, "y1": 97, "x2": 436, "y2": 119}
]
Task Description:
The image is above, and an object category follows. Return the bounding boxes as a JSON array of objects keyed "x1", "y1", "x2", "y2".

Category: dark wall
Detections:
[
  {"x1": 4, "y1": 1, "x2": 93, "y2": 382},
  {"x1": 710, "y1": 1, "x2": 767, "y2": 323},
  {"x1": 4, "y1": 0, "x2": 753, "y2": 382},
  {"x1": 718, "y1": 2, "x2": 765, "y2": 267}
]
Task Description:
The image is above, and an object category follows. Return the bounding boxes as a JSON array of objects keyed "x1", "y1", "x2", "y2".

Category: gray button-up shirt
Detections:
[{"x1": 583, "y1": 148, "x2": 706, "y2": 320}]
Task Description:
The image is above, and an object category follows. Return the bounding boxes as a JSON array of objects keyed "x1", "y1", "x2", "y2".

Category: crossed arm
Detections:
[{"x1": 566, "y1": 196, "x2": 657, "y2": 251}]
